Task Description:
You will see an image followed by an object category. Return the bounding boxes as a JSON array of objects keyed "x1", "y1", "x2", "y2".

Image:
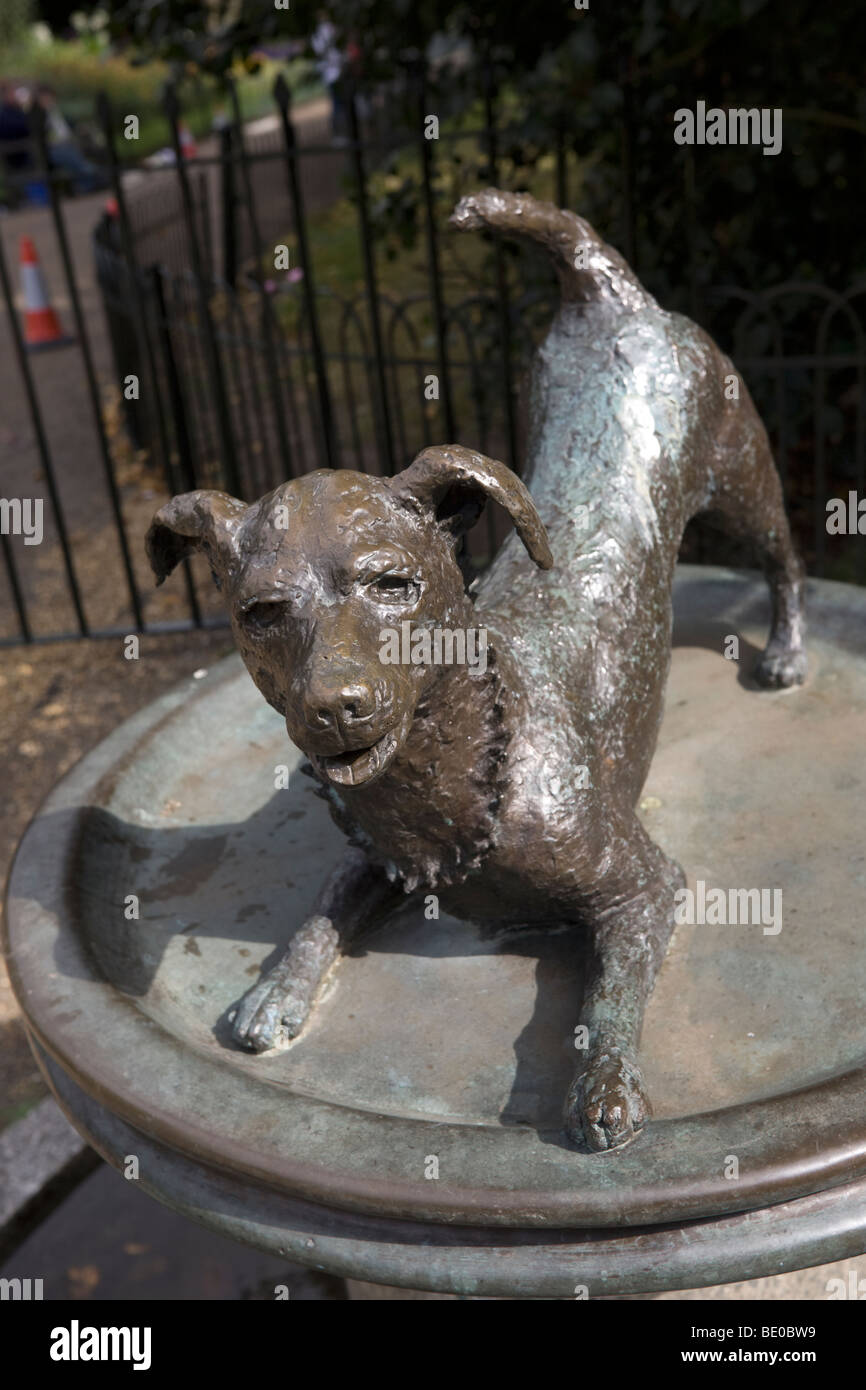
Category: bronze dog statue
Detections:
[{"x1": 146, "y1": 189, "x2": 806, "y2": 1151}]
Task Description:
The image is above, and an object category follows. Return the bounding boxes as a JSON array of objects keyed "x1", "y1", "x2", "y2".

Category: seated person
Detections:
[
  {"x1": 35, "y1": 85, "x2": 107, "y2": 194},
  {"x1": 0, "y1": 81, "x2": 33, "y2": 178}
]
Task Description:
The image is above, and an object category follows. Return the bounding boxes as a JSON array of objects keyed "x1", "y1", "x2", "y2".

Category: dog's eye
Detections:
[
  {"x1": 243, "y1": 602, "x2": 285, "y2": 632},
  {"x1": 370, "y1": 575, "x2": 415, "y2": 599}
]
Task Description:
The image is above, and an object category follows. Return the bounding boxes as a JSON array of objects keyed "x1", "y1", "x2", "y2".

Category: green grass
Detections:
[
  {"x1": 246, "y1": 115, "x2": 587, "y2": 463},
  {"x1": 0, "y1": 33, "x2": 322, "y2": 161},
  {"x1": 270, "y1": 135, "x2": 586, "y2": 323}
]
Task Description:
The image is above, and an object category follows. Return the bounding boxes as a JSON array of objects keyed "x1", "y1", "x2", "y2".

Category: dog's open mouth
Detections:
[{"x1": 314, "y1": 714, "x2": 411, "y2": 788}]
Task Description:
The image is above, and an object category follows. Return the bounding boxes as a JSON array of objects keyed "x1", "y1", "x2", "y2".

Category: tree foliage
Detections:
[
  {"x1": 0, "y1": 0, "x2": 35, "y2": 49},
  {"x1": 100, "y1": 0, "x2": 866, "y2": 299}
]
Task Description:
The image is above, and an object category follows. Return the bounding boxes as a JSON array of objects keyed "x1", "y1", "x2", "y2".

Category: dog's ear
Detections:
[
  {"x1": 392, "y1": 445, "x2": 553, "y2": 569},
  {"x1": 146, "y1": 490, "x2": 247, "y2": 589}
]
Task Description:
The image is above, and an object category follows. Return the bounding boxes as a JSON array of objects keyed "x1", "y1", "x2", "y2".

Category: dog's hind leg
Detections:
[
  {"x1": 702, "y1": 381, "x2": 807, "y2": 689},
  {"x1": 228, "y1": 848, "x2": 404, "y2": 1052}
]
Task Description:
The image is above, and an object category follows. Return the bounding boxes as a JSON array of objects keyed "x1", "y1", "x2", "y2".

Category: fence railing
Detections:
[{"x1": 1, "y1": 62, "x2": 864, "y2": 645}]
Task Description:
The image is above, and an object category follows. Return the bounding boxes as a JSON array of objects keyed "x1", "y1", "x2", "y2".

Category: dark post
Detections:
[
  {"x1": 416, "y1": 59, "x2": 456, "y2": 442},
  {"x1": 96, "y1": 89, "x2": 203, "y2": 626},
  {"x1": 347, "y1": 78, "x2": 396, "y2": 475},
  {"x1": 32, "y1": 102, "x2": 144, "y2": 628},
  {"x1": 224, "y1": 76, "x2": 295, "y2": 481},
  {"x1": 814, "y1": 363, "x2": 827, "y2": 578},
  {"x1": 146, "y1": 266, "x2": 202, "y2": 623},
  {"x1": 220, "y1": 124, "x2": 238, "y2": 288},
  {"x1": 93, "y1": 212, "x2": 148, "y2": 451},
  {"x1": 162, "y1": 81, "x2": 243, "y2": 498},
  {"x1": 95, "y1": 90, "x2": 184, "y2": 484},
  {"x1": 619, "y1": 51, "x2": 638, "y2": 270},
  {"x1": 274, "y1": 72, "x2": 338, "y2": 471},
  {"x1": 198, "y1": 170, "x2": 215, "y2": 284},
  {"x1": 684, "y1": 146, "x2": 699, "y2": 324},
  {"x1": 481, "y1": 52, "x2": 518, "y2": 482},
  {"x1": 148, "y1": 265, "x2": 198, "y2": 497},
  {"x1": 555, "y1": 118, "x2": 568, "y2": 209}
]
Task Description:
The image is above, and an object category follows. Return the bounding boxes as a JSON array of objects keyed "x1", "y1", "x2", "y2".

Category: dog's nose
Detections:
[{"x1": 306, "y1": 682, "x2": 376, "y2": 731}]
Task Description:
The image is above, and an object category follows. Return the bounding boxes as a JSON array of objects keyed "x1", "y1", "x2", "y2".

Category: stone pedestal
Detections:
[{"x1": 6, "y1": 568, "x2": 866, "y2": 1297}]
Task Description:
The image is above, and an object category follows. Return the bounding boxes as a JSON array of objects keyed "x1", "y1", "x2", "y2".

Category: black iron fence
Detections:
[{"x1": 1, "y1": 62, "x2": 865, "y2": 645}]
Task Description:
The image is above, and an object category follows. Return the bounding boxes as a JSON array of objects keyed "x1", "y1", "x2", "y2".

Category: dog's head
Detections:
[{"x1": 147, "y1": 446, "x2": 552, "y2": 789}]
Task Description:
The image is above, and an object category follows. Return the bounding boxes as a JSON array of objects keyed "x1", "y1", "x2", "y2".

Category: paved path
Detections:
[
  {"x1": 0, "y1": 98, "x2": 335, "y2": 640},
  {"x1": 0, "y1": 97, "x2": 332, "y2": 520}
]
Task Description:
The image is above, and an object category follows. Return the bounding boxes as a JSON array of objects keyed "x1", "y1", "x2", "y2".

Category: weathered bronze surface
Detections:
[
  {"x1": 145, "y1": 190, "x2": 806, "y2": 1150},
  {"x1": 34, "y1": 1044, "x2": 866, "y2": 1298},
  {"x1": 4, "y1": 566, "x2": 866, "y2": 1293}
]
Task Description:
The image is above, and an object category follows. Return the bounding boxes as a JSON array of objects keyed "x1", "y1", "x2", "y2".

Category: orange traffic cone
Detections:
[
  {"x1": 19, "y1": 236, "x2": 73, "y2": 351},
  {"x1": 178, "y1": 124, "x2": 197, "y2": 159}
]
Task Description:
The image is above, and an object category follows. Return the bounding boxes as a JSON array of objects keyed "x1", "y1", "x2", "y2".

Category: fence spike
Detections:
[
  {"x1": 162, "y1": 81, "x2": 180, "y2": 119},
  {"x1": 273, "y1": 72, "x2": 290, "y2": 111},
  {"x1": 94, "y1": 89, "x2": 111, "y2": 130}
]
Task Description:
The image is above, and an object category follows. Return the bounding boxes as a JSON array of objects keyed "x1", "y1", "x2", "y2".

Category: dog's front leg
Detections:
[
  {"x1": 565, "y1": 834, "x2": 684, "y2": 1151},
  {"x1": 229, "y1": 848, "x2": 402, "y2": 1053}
]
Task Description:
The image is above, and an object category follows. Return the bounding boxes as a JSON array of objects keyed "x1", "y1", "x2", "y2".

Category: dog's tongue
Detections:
[{"x1": 319, "y1": 729, "x2": 398, "y2": 787}]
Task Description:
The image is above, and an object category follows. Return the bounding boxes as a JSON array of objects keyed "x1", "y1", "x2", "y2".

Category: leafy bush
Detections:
[
  {"x1": 0, "y1": 0, "x2": 33, "y2": 51},
  {"x1": 98, "y1": 0, "x2": 866, "y2": 299}
]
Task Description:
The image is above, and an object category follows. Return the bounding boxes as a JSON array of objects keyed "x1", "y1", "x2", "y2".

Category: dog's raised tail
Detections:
[{"x1": 450, "y1": 188, "x2": 650, "y2": 311}]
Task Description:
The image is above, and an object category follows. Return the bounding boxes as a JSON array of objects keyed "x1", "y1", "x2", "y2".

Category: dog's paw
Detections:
[
  {"x1": 564, "y1": 1045, "x2": 651, "y2": 1152},
  {"x1": 228, "y1": 973, "x2": 310, "y2": 1053},
  {"x1": 753, "y1": 642, "x2": 807, "y2": 689}
]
